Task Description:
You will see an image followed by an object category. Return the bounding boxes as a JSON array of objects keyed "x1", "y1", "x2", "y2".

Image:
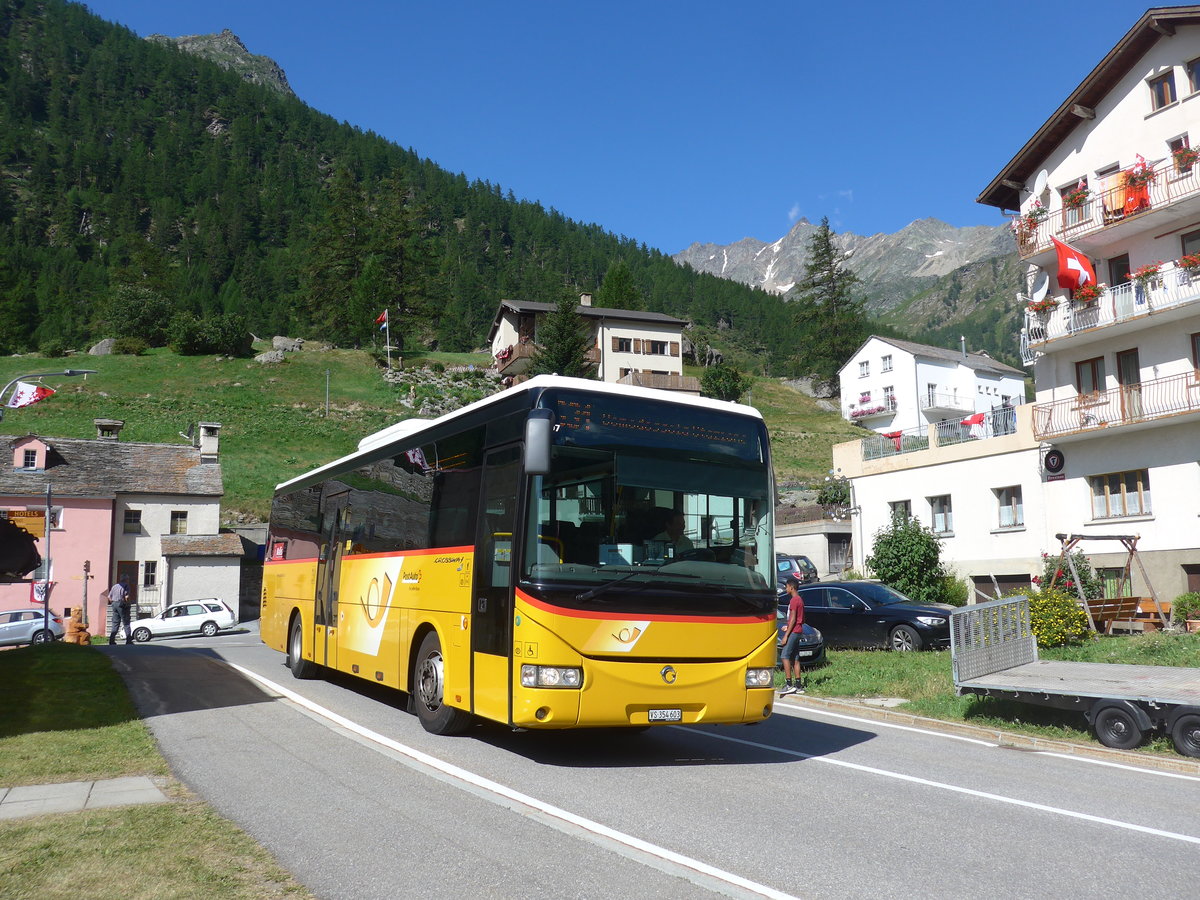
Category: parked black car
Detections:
[
  {"x1": 794, "y1": 581, "x2": 952, "y2": 651},
  {"x1": 776, "y1": 595, "x2": 826, "y2": 668},
  {"x1": 775, "y1": 553, "x2": 819, "y2": 588}
]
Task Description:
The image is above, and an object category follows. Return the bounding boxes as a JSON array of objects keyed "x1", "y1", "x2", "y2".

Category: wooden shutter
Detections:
[
  {"x1": 612, "y1": 336, "x2": 619, "y2": 352},
  {"x1": 633, "y1": 338, "x2": 643, "y2": 354},
  {"x1": 670, "y1": 341, "x2": 679, "y2": 357}
]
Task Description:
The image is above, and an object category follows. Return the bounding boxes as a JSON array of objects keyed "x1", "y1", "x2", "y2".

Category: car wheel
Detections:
[
  {"x1": 1170, "y1": 713, "x2": 1200, "y2": 758},
  {"x1": 200, "y1": 621, "x2": 219, "y2": 637},
  {"x1": 30, "y1": 629, "x2": 54, "y2": 645},
  {"x1": 132, "y1": 627, "x2": 152, "y2": 643},
  {"x1": 413, "y1": 631, "x2": 472, "y2": 735},
  {"x1": 1093, "y1": 705, "x2": 1144, "y2": 750},
  {"x1": 287, "y1": 617, "x2": 317, "y2": 679},
  {"x1": 889, "y1": 624, "x2": 923, "y2": 652}
]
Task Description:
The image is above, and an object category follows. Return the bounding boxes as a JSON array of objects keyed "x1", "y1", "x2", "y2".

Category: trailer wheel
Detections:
[
  {"x1": 1093, "y1": 705, "x2": 1144, "y2": 750},
  {"x1": 1170, "y1": 714, "x2": 1200, "y2": 758}
]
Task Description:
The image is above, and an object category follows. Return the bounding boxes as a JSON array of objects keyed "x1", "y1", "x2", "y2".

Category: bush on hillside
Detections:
[
  {"x1": 113, "y1": 336, "x2": 147, "y2": 356},
  {"x1": 168, "y1": 313, "x2": 253, "y2": 357}
]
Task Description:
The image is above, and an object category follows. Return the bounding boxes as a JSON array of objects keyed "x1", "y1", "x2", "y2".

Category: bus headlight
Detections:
[
  {"x1": 745, "y1": 668, "x2": 774, "y2": 688},
  {"x1": 521, "y1": 664, "x2": 582, "y2": 689}
]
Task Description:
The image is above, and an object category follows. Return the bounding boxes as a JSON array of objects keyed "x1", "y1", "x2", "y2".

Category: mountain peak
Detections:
[{"x1": 147, "y1": 29, "x2": 295, "y2": 97}]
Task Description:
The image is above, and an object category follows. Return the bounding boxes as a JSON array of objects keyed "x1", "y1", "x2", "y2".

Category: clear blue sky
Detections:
[{"x1": 84, "y1": 0, "x2": 1150, "y2": 253}]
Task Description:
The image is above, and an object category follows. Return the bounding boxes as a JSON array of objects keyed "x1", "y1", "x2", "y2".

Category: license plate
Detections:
[
  {"x1": 647, "y1": 708, "x2": 682, "y2": 722},
  {"x1": 797, "y1": 650, "x2": 814, "y2": 657}
]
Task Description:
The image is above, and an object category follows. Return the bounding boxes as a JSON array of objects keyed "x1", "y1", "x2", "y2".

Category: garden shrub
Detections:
[
  {"x1": 937, "y1": 574, "x2": 969, "y2": 607},
  {"x1": 1172, "y1": 591, "x2": 1200, "y2": 624},
  {"x1": 866, "y1": 516, "x2": 946, "y2": 605},
  {"x1": 38, "y1": 337, "x2": 70, "y2": 358},
  {"x1": 1027, "y1": 586, "x2": 1090, "y2": 648},
  {"x1": 1033, "y1": 550, "x2": 1103, "y2": 600}
]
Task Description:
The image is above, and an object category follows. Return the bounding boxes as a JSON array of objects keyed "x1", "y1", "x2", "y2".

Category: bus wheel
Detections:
[
  {"x1": 414, "y1": 631, "x2": 472, "y2": 735},
  {"x1": 288, "y1": 617, "x2": 317, "y2": 680}
]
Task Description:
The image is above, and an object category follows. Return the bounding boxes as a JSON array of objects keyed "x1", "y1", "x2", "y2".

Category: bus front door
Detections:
[{"x1": 472, "y1": 445, "x2": 521, "y2": 722}]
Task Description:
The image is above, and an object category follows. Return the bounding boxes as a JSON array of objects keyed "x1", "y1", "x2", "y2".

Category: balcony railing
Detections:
[
  {"x1": 860, "y1": 406, "x2": 1019, "y2": 461},
  {"x1": 1021, "y1": 262, "x2": 1200, "y2": 364},
  {"x1": 921, "y1": 392, "x2": 973, "y2": 414},
  {"x1": 849, "y1": 397, "x2": 897, "y2": 420},
  {"x1": 615, "y1": 372, "x2": 700, "y2": 393},
  {"x1": 495, "y1": 340, "x2": 537, "y2": 375},
  {"x1": 1011, "y1": 158, "x2": 1200, "y2": 259},
  {"x1": 1031, "y1": 370, "x2": 1200, "y2": 441}
]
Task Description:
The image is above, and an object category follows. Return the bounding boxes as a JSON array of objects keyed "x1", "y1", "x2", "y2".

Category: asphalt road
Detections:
[{"x1": 104, "y1": 625, "x2": 1200, "y2": 900}]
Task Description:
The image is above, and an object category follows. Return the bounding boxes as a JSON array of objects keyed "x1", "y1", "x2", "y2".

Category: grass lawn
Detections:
[
  {"x1": 794, "y1": 629, "x2": 1200, "y2": 755},
  {"x1": 0, "y1": 643, "x2": 312, "y2": 900}
]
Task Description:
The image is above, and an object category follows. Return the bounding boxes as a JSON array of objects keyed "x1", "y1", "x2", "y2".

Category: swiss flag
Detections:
[
  {"x1": 961, "y1": 413, "x2": 986, "y2": 426},
  {"x1": 1051, "y1": 237, "x2": 1096, "y2": 292},
  {"x1": 374, "y1": 309, "x2": 388, "y2": 330}
]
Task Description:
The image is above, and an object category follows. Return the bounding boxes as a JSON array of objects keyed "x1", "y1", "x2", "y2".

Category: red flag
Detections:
[
  {"x1": 1051, "y1": 237, "x2": 1096, "y2": 292},
  {"x1": 961, "y1": 413, "x2": 986, "y2": 426},
  {"x1": 374, "y1": 309, "x2": 388, "y2": 330},
  {"x1": 5, "y1": 382, "x2": 56, "y2": 409}
]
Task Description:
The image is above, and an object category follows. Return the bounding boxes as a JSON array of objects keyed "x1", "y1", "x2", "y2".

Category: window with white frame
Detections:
[
  {"x1": 929, "y1": 495, "x2": 953, "y2": 534},
  {"x1": 22, "y1": 449, "x2": 36, "y2": 469},
  {"x1": 859, "y1": 360, "x2": 869, "y2": 378},
  {"x1": 1090, "y1": 470, "x2": 1150, "y2": 519},
  {"x1": 123, "y1": 509, "x2": 142, "y2": 534},
  {"x1": 889, "y1": 500, "x2": 911, "y2": 522},
  {"x1": 883, "y1": 386, "x2": 895, "y2": 408},
  {"x1": 647, "y1": 340, "x2": 668, "y2": 355},
  {"x1": 170, "y1": 510, "x2": 188, "y2": 535},
  {"x1": 881, "y1": 354, "x2": 893, "y2": 373},
  {"x1": 995, "y1": 486, "x2": 1023, "y2": 528},
  {"x1": 1188, "y1": 57, "x2": 1200, "y2": 95},
  {"x1": 615, "y1": 337, "x2": 632, "y2": 353},
  {"x1": 143, "y1": 561, "x2": 157, "y2": 587}
]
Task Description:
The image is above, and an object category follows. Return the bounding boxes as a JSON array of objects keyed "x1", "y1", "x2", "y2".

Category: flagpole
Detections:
[{"x1": 385, "y1": 312, "x2": 391, "y2": 370}]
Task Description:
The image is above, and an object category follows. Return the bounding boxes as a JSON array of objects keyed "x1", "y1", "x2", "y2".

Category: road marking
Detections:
[
  {"x1": 772, "y1": 703, "x2": 998, "y2": 747},
  {"x1": 776, "y1": 703, "x2": 1200, "y2": 781},
  {"x1": 226, "y1": 662, "x2": 797, "y2": 900},
  {"x1": 689, "y1": 728, "x2": 1200, "y2": 846},
  {"x1": 1033, "y1": 751, "x2": 1200, "y2": 782}
]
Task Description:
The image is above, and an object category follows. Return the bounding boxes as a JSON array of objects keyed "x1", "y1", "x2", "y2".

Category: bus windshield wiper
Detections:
[{"x1": 576, "y1": 568, "x2": 698, "y2": 602}]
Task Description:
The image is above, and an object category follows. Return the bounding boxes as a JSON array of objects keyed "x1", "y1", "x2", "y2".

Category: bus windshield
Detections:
[{"x1": 522, "y1": 444, "x2": 774, "y2": 615}]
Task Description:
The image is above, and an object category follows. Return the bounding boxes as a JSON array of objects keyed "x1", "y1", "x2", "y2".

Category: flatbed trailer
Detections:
[{"x1": 950, "y1": 596, "x2": 1200, "y2": 757}]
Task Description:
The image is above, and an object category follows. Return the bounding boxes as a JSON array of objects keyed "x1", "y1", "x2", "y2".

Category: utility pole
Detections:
[
  {"x1": 42, "y1": 484, "x2": 52, "y2": 638},
  {"x1": 81, "y1": 559, "x2": 91, "y2": 626},
  {"x1": 325, "y1": 369, "x2": 330, "y2": 417}
]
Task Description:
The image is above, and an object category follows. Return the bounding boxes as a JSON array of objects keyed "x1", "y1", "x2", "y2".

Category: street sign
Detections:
[{"x1": 2, "y1": 509, "x2": 45, "y2": 537}]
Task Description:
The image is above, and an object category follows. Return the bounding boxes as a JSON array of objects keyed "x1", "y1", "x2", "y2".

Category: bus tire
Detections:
[
  {"x1": 288, "y1": 617, "x2": 317, "y2": 680},
  {"x1": 414, "y1": 631, "x2": 472, "y2": 735}
]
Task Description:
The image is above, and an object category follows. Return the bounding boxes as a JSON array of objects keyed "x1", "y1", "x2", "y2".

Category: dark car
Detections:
[
  {"x1": 794, "y1": 581, "x2": 952, "y2": 651},
  {"x1": 775, "y1": 553, "x2": 819, "y2": 588},
  {"x1": 776, "y1": 595, "x2": 826, "y2": 668}
]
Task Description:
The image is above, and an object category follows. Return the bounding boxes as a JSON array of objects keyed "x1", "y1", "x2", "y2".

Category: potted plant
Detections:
[
  {"x1": 1172, "y1": 145, "x2": 1199, "y2": 173},
  {"x1": 1171, "y1": 591, "x2": 1200, "y2": 632},
  {"x1": 1129, "y1": 261, "x2": 1163, "y2": 291},
  {"x1": 1126, "y1": 165, "x2": 1157, "y2": 188},
  {"x1": 1062, "y1": 184, "x2": 1091, "y2": 208},
  {"x1": 1179, "y1": 252, "x2": 1200, "y2": 275},
  {"x1": 1010, "y1": 202, "x2": 1047, "y2": 242},
  {"x1": 1072, "y1": 282, "x2": 1105, "y2": 305},
  {"x1": 1026, "y1": 297, "x2": 1059, "y2": 314}
]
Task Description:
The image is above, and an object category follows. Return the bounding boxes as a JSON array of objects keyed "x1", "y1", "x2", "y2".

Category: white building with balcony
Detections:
[
  {"x1": 835, "y1": 7, "x2": 1200, "y2": 605},
  {"x1": 838, "y1": 336, "x2": 1025, "y2": 437},
  {"x1": 488, "y1": 294, "x2": 698, "y2": 393}
]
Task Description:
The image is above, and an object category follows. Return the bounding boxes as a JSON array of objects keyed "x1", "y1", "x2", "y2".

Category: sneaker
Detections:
[
  {"x1": 778, "y1": 684, "x2": 795, "y2": 695},
  {"x1": 795, "y1": 686, "x2": 806, "y2": 694}
]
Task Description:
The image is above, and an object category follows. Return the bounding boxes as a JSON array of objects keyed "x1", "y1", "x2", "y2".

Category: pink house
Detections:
[{"x1": 0, "y1": 420, "x2": 234, "y2": 635}]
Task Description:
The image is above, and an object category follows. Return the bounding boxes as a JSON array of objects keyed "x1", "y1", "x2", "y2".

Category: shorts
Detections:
[{"x1": 781, "y1": 631, "x2": 806, "y2": 662}]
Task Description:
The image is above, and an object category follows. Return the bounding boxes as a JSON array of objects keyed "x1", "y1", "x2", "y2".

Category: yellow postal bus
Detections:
[{"x1": 261, "y1": 375, "x2": 778, "y2": 734}]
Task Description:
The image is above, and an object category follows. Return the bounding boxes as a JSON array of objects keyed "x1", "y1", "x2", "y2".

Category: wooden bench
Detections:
[{"x1": 1082, "y1": 596, "x2": 1143, "y2": 633}]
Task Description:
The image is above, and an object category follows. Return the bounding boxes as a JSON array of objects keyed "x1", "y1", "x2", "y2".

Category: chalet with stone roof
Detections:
[
  {"x1": 488, "y1": 293, "x2": 698, "y2": 393},
  {"x1": 0, "y1": 420, "x2": 249, "y2": 634}
]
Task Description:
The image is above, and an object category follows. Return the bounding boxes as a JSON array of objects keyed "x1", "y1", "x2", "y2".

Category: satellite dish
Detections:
[
  {"x1": 1032, "y1": 169, "x2": 1049, "y2": 196},
  {"x1": 1031, "y1": 271, "x2": 1050, "y2": 302}
]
